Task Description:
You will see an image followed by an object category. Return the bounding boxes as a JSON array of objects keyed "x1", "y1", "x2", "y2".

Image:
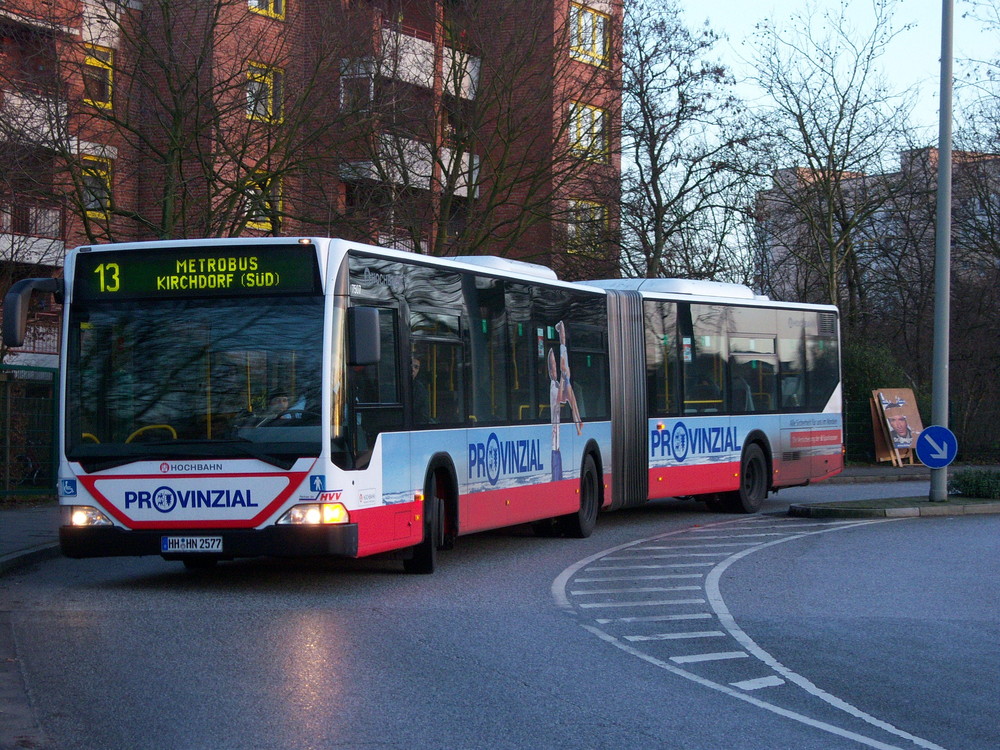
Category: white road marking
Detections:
[
  {"x1": 587, "y1": 562, "x2": 715, "y2": 570},
  {"x1": 570, "y1": 585, "x2": 702, "y2": 595},
  {"x1": 595, "y1": 612, "x2": 713, "y2": 625},
  {"x1": 574, "y1": 573, "x2": 703, "y2": 583},
  {"x1": 625, "y1": 630, "x2": 726, "y2": 642},
  {"x1": 581, "y1": 623, "x2": 932, "y2": 750},
  {"x1": 577, "y1": 598, "x2": 706, "y2": 609},
  {"x1": 670, "y1": 651, "x2": 749, "y2": 663},
  {"x1": 661, "y1": 532, "x2": 793, "y2": 540},
  {"x1": 629, "y1": 548, "x2": 772, "y2": 557},
  {"x1": 731, "y1": 675, "x2": 786, "y2": 691},
  {"x1": 701, "y1": 525, "x2": 946, "y2": 750},
  {"x1": 553, "y1": 516, "x2": 949, "y2": 750},
  {"x1": 602, "y1": 552, "x2": 730, "y2": 559}
]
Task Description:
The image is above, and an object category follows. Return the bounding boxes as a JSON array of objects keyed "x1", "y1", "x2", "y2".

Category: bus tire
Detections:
[
  {"x1": 558, "y1": 453, "x2": 599, "y2": 538},
  {"x1": 724, "y1": 443, "x2": 768, "y2": 513},
  {"x1": 404, "y1": 475, "x2": 443, "y2": 574}
]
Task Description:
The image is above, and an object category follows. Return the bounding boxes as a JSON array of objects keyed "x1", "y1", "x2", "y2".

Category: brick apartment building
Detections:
[{"x1": 1, "y1": 0, "x2": 622, "y2": 361}]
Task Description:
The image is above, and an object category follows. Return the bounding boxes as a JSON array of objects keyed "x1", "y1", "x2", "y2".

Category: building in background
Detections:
[
  {"x1": 755, "y1": 146, "x2": 1000, "y2": 458},
  {"x1": 0, "y1": 0, "x2": 622, "y2": 362}
]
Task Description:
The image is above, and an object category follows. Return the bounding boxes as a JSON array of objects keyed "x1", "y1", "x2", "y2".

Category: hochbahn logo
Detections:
[
  {"x1": 469, "y1": 433, "x2": 544, "y2": 485},
  {"x1": 159, "y1": 462, "x2": 225, "y2": 473},
  {"x1": 650, "y1": 422, "x2": 738, "y2": 463}
]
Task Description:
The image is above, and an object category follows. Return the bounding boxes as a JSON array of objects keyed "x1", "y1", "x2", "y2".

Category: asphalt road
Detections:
[{"x1": 0, "y1": 481, "x2": 996, "y2": 750}]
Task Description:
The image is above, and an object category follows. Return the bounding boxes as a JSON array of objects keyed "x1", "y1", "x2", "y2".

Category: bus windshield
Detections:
[{"x1": 66, "y1": 296, "x2": 324, "y2": 470}]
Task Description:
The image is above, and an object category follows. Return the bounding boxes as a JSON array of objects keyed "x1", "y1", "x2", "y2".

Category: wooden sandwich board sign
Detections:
[{"x1": 871, "y1": 388, "x2": 923, "y2": 468}]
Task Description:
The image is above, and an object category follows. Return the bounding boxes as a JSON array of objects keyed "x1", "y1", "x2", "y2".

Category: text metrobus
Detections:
[{"x1": 3, "y1": 237, "x2": 842, "y2": 572}]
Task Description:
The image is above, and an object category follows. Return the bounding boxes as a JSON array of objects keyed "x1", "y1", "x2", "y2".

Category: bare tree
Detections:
[
  {"x1": 748, "y1": 0, "x2": 916, "y2": 333},
  {"x1": 332, "y1": 0, "x2": 620, "y2": 274},
  {"x1": 617, "y1": 0, "x2": 748, "y2": 281}
]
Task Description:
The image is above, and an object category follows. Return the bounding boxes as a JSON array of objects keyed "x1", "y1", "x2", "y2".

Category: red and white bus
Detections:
[{"x1": 3, "y1": 237, "x2": 841, "y2": 572}]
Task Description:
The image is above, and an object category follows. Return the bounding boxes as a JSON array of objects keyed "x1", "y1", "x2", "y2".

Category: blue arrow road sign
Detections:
[{"x1": 915, "y1": 425, "x2": 958, "y2": 469}]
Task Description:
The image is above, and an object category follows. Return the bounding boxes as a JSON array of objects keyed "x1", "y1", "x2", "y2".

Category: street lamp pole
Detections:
[{"x1": 930, "y1": 0, "x2": 953, "y2": 502}]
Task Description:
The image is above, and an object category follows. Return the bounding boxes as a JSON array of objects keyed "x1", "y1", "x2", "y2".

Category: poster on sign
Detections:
[{"x1": 871, "y1": 388, "x2": 924, "y2": 465}]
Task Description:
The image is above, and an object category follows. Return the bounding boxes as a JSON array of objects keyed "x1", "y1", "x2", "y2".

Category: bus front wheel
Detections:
[{"x1": 404, "y1": 474, "x2": 444, "y2": 574}]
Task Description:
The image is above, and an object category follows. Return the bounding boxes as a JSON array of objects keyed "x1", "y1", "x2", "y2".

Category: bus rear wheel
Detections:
[
  {"x1": 722, "y1": 443, "x2": 768, "y2": 513},
  {"x1": 557, "y1": 453, "x2": 599, "y2": 538}
]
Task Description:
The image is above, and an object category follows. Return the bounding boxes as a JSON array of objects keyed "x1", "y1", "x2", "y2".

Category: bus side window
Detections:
[
  {"x1": 644, "y1": 300, "x2": 678, "y2": 417},
  {"x1": 679, "y1": 303, "x2": 726, "y2": 414},
  {"x1": 410, "y1": 310, "x2": 464, "y2": 427}
]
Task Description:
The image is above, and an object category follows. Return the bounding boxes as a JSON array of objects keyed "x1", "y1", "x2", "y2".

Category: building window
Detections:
[
  {"x1": 567, "y1": 199, "x2": 606, "y2": 254},
  {"x1": 83, "y1": 44, "x2": 113, "y2": 109},
  {"x1": 244, "y1": 174, "x2": 281, "y2": 231},
  {"x1": 569, "y1": 101, "x2": 608, "y2": 160},
  {"x1": 247, "y1": 63, "x2": 284, "y2": 122},
  {"x1": 569, "y1": 3, "x2": 610, "y2": 67},
  {"x1": 248, "y1": 0, "x2": 284, "y2": 20},
  {"x1": 340, "y1": 59, "x2": 374, "y2": 112},
  {"x1": 82, "y1": 157, "x2": 112, "y2": 217}
]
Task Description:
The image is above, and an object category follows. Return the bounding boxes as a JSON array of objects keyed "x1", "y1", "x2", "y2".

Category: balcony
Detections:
[
  {"x1": 1, "y1": 197, "x2": 65, "y2": 266},
  {"x1": 0, "y1": 89, "x2": 69, "y2": 147},
  {"x1": 342, "y1": 135, "x2": 479, "y2": 198},
  {"x1": 379, "y1": 16, "x2": 479, "y2": 100}
]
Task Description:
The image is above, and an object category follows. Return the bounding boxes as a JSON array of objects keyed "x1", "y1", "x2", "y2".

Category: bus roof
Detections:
[
  {"x1": 580, "y1": 278, "x2": 764, "y2": 300},
  {"x1": 581, "y1": 277, "x2": 839, "y2": 313},
  {"x1": 452, "y1": 255, "x2": 558, "y2": 281}
]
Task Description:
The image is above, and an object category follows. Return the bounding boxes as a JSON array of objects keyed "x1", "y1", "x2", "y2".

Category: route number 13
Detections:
[{"x1": 94, "y1": 262, "x2": 120, "y2": 293}]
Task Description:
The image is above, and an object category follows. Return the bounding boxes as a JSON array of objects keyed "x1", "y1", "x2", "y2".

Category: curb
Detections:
[
  {"x1": 0, "y1": 544, "x2": 61, "y2": 577},
  {"x1": 789, "y1": 501, "x2": 1000, "y2": 519},
  {"x1": 826, "y1": 473, "x2": 929, "y2": 484}
]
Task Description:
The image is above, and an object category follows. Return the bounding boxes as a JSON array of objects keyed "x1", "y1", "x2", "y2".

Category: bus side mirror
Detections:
[
  {"x1": 3, "y1": 277, "x2": 63, "y2": 348},
  {"x1": 347, "y1": 306, "x2": 380, "y2": 366}
]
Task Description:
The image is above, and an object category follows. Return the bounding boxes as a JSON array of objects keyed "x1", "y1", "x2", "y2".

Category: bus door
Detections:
[{"x1": 346, "y1": 307, "x2": 403, "y2": 467}]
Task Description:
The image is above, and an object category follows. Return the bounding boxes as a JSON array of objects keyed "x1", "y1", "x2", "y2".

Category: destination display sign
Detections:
[{"x1": 73, "y1": 244, "x2": 321, "y2": 300}]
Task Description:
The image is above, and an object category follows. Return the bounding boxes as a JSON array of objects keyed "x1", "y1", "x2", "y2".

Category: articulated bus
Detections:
[{"x1": 3, "y1": 237, "x2": 841, "y2": 572}]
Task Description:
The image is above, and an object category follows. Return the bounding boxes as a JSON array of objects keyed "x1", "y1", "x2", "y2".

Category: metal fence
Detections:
[{"x1": 0, "y1": 365, "x2": 58, "y2": 496}]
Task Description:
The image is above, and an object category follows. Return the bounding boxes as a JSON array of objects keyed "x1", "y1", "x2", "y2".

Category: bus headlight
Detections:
[
  {"x1": 277, "y1": 503, "x2": 350, "y2": 525},
  {"x1": 65, "y1": 506, "x2": 113, "y2": 527}
]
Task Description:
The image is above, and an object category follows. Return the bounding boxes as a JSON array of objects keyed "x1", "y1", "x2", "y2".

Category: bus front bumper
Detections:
[{"x1": 59, "y1": 524, "x2": 359, "y2": 560}]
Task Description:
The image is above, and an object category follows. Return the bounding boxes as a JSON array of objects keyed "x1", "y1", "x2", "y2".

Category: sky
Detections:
[{"x1": 676, "y1": 0, "x2": 996, "y2": 137}]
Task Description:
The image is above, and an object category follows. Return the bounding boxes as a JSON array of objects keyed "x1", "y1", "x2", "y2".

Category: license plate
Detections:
[{"x1": 161, "y1": 536, "x2": 223, "y2": 553}]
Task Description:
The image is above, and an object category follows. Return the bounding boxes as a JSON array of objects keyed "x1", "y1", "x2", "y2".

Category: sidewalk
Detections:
[
  {"x1": 0, "y1": 464, "x2": 992, "y2": 576},
  {"x1": 826, "y1": 464, "x2": 930, "y2": 483},
  {"x1": 0, "y1": 503, "x2": 61, "y2": 576}
]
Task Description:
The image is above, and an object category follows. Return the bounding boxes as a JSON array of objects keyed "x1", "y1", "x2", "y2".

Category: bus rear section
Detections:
[{"x1": 596, "y1": 280, "x2": 843, "y2": 513}]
